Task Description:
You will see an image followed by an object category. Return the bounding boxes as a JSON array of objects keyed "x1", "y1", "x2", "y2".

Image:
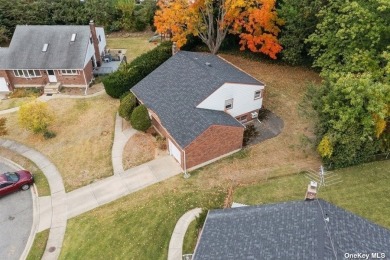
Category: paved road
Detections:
[{"x1": 0, "y1": 162, "x2": 33, "y2": 260}]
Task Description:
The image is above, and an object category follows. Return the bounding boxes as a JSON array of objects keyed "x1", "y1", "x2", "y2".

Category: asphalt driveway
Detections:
[{"x1": 0, "y1": 162, "x2": 33, "y2": 260}]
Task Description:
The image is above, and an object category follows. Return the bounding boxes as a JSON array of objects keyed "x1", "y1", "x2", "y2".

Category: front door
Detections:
[{"x1": 47, "y1": 70, "x2": 57, "y2": 82}]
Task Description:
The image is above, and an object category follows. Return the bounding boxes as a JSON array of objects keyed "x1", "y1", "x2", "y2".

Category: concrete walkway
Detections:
[
  {"x1": 168, "y1": 208, "x2": 202, "y2": 260},
  {"x1": 112, "y1": 113, "x2": 137, "y2": 175},
  {"x1": 67, "y1": 155, "x2": 182, "y2": 219},
  {"x1": 0, "y1": 90, "x2": 106, "y2": 115},
  {"x1": 0, "y1": 139, "x2": 66, "y2": 260}
]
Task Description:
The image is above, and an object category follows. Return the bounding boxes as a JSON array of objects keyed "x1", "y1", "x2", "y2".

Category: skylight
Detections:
[
  {"x1": 42, "y1": 43, "x2": 48, "y2": 52},
  {"x1": 71, "y1": 33, "x2": 77, "y2": 42}
]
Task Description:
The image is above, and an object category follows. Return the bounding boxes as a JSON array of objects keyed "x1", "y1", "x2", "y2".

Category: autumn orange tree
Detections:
[{"x1": 154, "y1": 0, "x2": 283, "y2": 58}]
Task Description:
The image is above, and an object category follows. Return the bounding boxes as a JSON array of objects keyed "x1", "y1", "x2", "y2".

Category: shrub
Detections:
[
  {"x1": 119, "y1": 93, "x2": 137, "y2": 121},
  {"x1": 43, "y1": 130, "x2": 56, "y2": 139},
  {"x1": 104, "y1": 41, "x2": 173, "y2": 98},
  {"x1": 102, "y1": 70, "x2": 133, "y2": 99},
  {"x1": 130, "y1": 105, "x2": 151, "y2": 132},
  {"x1": 18, "y1": 101, "x2": 54, "y2": 134}
]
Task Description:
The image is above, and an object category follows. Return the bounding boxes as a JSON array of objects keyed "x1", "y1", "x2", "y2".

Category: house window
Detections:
[
  {"x1": 13, "y1": 69, "x2": 41, "y2": 78},
  {"x1": 98, "y1": 35, "x2": 101, "y2": 42},
  {"x1": 254, "y1": 90, "x2": 263, "y2": 100},
  {"x1": 225, "y1": 98, "x2": 233, "y2": 110},
  {"x1": 239, "y1": 115, "x2": 247, "y2": 123},
  {"x1": 60, "y1": 70, "x2": 79, "y2": 75},
  {"x1": 90, "y1": 36, "x2": 93, "y2": 44}
]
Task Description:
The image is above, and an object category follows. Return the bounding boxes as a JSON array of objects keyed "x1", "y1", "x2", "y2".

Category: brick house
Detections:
[
  {"x1": 0, "y1": 21, "x2": 106, "y2": 92},
  {"x1": 132, "y1": 51, "x2": 265, "y2": 171}
]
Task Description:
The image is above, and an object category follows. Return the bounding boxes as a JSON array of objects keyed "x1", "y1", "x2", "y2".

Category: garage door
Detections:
[
  {"x1": 0, "y1": 77, "x2": 10, "y2": 92},
  {"x1": 168, "y1": 139, "x2": 181, "y2": 164}
]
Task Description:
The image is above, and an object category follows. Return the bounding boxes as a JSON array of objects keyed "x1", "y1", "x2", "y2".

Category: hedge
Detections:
[
  {"x1": 119, "y1": 93, "x2": 137, "y2": 121},
  {"x1": 103, "y1": 41, "x2": 173, "y2": 98},
  {"x1": 130, "y1": 105, "x2": 151, "y2": 132}
]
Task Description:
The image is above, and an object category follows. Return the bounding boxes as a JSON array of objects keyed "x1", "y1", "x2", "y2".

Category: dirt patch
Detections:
[
  {"x1": 123, "y1": 132, "x2": 156, "y2": 170},
  {"x1": 60, "y1": 83, "x2": 104, "y2": 96}
]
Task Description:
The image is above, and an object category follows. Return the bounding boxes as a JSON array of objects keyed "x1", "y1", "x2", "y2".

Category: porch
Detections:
[{"x1": 93, "y1": 48, "x2": 127, "y2": 76}]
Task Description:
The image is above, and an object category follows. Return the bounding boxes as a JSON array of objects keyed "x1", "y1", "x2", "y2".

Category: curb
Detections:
[{"x1": 0, "y1": 156, "x2": 39, "y2": 260}]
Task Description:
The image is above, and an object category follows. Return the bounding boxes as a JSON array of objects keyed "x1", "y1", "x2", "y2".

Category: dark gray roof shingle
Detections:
[
  {"x1": 193, "y1": 200, "x2": 390, "y2": 260},
  {"x1": 131, "y1": 51, "x2": 264, "y2": 148},
  {"x1": 0, "y1": 25, "x2": 92, "y2": 69}
]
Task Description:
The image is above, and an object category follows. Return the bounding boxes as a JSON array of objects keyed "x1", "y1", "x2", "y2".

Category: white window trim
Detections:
[
  {"x1": 254, "y1": 90, "x2": 263, "y2": 100},
  {"x1": 60, "y1": 69, "x2": 80, "y2": 76},
  {"x1": 13, "y1": 69, "x2": 41, "y2": 78}
]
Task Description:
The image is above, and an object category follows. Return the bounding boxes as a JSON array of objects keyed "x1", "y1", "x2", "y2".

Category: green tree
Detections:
[
  {"x1": 312, "y1": 73, "x2": 390, "y2": 167},
  {"x1": 18, "y1": 101, "x2": 54, "y2": 134},
  {"x1": 119, "y1": 92, "x2": 137, "y2": 121},
  {"x1": 277, "y1": 0, "x2": 326, "y2": 65},
  {"x1": 307, "y1": 0, "x2": 390, "y2": 76},
  {"x1": 130, "y1": 105, "x2": 151, "y2": 132}
]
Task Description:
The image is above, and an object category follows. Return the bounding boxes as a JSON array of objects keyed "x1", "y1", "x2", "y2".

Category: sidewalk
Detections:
[
  {"x1": 67, "y1": 155, "x2": 182, "y2": 219},
  {"x1": 168, "y1": 208, "x2": 202, "y2": 260}
]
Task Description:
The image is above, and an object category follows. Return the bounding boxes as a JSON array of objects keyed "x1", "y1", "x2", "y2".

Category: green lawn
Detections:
[
  {"x1": 60, "y1": 180, "x2": 226, "y2": 260},
  {"x1": 59, "y1": 160, "x2": 390, "y2": 259},
  {"x1": 106, "y1": 33, "x2": 157, "y2": 62},
  {"x1": 183, "y1": 221, "x2": 198, "y2": 255},
  {"x1": 26, "y1": 230, "x2": 49, "y2": 260}
]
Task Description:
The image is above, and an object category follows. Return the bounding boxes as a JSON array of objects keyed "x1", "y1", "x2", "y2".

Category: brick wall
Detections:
[
  {"x1": 7, "y1": 70, "x2": 48, "y2": 88},
  {"x1": 235, "y1": 109, "x2": 260, "y2": 124},
  {"x1": 3, "y1": 65, "x2": 92, "y2": 88},
  {"x1": 184, "y1": 125, "x2": 244, "y2": 169}
]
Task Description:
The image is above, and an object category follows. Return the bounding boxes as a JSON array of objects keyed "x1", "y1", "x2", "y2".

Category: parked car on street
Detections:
[{"x1": 0, "y1": 171, "x2": 34, "y2": 196}]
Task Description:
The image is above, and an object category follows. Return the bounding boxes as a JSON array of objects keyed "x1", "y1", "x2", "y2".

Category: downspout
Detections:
[{"x1": 183, "y1": 149, "x2": 190, "y2": 179}]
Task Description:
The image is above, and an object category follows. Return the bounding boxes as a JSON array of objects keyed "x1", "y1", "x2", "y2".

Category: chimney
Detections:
[
  {"x1": 305, "y1": 181, "x2": 317, "y2": 200},
  {"x1": 172, "y1": 42, "x2": 179, "y2": 55},
  {"x1": 89, "y1": 20, "x2": 101, "y2": 67}
]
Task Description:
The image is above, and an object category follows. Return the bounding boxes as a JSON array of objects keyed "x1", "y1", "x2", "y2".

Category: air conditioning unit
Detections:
[{"x1": 251, "y1": 112, "x2": 258, "y2": 119}]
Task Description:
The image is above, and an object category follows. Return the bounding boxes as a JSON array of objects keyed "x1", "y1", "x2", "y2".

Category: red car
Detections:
[{"x1": 0, "y1": 170, "x2": 34, "y2": 196}]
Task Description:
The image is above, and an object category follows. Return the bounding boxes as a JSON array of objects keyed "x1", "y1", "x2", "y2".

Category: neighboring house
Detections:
[
  {"x1": 193, "y1": 199, "x2": 390, "y2": 259},
  {"x1": 0, "y1": 21, "x2": 106, "y2": 92},
  {"x1": 131, "y1": 51, "x2": 265, "y2": 170}
]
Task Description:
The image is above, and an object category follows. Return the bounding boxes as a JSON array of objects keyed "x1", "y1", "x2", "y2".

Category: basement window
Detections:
[{"x1": 225, "y1": 98, "x2": 233, "y2": 110}]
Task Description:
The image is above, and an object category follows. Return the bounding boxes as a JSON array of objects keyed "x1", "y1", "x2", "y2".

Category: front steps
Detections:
[{"x1": 44, "y1": 82, "x2": 61, "y2": 94}]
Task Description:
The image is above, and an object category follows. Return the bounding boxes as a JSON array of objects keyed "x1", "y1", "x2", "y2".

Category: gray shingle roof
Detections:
[
  {"x1": 193, "y1": 200, "x2": 390, "y2": 260},
  {"x1": 0, "y1": 25, "x2": 92, "y2": 69},
  {"x1": 131, "y1": 51, "x2": 264, "y2": 148}
]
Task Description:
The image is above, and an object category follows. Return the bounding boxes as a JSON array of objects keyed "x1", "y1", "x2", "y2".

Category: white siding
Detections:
[
  {"x1": 196, "y1": 83, "x2": 264, "y2": 117},
  {"x1": 96, "y1": 27, "x2": 106, "y2": 55},
  {"x1": 83, "y1": 40, "x2": 95, "y2": 67}
]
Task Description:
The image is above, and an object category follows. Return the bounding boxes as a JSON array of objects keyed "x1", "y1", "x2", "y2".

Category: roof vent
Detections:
[
  {"x1": 42, "y1": 43, "x2": 49, "y2": 52},
  {"x1": 205, "y1": 62, "x2": 212, "y2": 67},
  {"x1": 71, "y1": 33, "x2": 77, "y2": 42}
]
